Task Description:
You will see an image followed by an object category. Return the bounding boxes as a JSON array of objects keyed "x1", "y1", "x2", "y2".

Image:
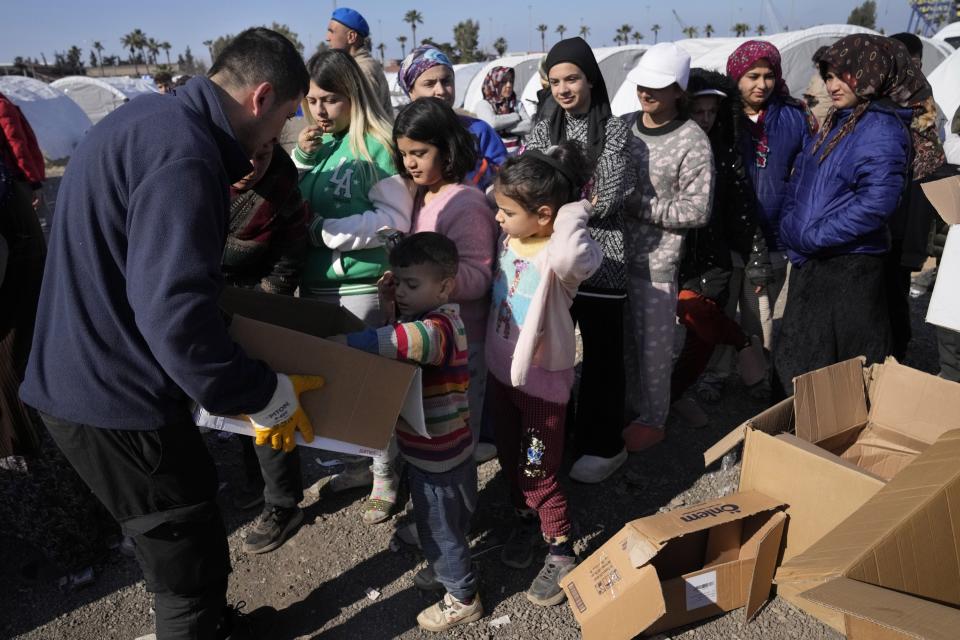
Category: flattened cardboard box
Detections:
[
  {"x1": 562, "y1": 491, "x2": 786, "y2": 640},
  {"x1": 193, "y1": 288, "x2": 425, "y2": 458},
  {"x1": 776, "y1": 429, "x2": 960, "y2": 635},
  {"x1": 706, "y1": 357, "x2": 960, "y2": 563}
]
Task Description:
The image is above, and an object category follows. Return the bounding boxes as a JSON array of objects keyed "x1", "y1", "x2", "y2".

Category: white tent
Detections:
[
  {"x1": 919, "y1": 36, "x2": 955, "y2": 75},
  {"x1": 930, "y1": 48, "x2": 960, "y2": 131},
  {"x1": 519, "y1": 45, "x2": 650, "y2": 116},
  {"x1": 610, "y1": 24, "x2": 879, "y2": 116},
  {"x1": 934, "y1": 22, "x2": 960, "y2": 49},
  {"x1": 461, "y1": 53, "x2": 545, "y2": 115},
  {"x1": 454, "y1": 62, "x2": 485, "y2": 108},
  {"x1": 0, "y1": 76, "x2": 91, "y2": 161},
  {"x1": 51, "y1": 76, "x2": 156, "y2": 124}
]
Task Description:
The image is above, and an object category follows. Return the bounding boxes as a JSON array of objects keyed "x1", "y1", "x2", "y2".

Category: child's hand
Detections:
[
  {"x1": 327, "y1": 334, "x2": 348, "y2": 345},
  {"x1": 297, "y1": 125, "x2": 324, "y2": 156},
  {"x1": 378, "y1": 271, "x2": 397, "y2": 325}
]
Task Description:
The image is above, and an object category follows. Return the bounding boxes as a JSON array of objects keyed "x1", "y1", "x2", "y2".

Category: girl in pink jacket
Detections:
[{"x1": 485, "y1": 142, "x2": 602, "y2": 607}]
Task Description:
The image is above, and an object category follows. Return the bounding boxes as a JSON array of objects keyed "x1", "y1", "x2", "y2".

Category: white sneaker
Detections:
[
  {"x1": 569, "y1": 449, "x2": 628, "y2": 484},
  {"x1": 416, "y1": 592, "x2": 483, "y2": 631}
]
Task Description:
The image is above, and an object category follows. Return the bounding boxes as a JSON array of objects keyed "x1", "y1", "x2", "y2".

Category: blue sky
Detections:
[{"x1": 2, "y1": 0, "x2": 914, "y2": 64}]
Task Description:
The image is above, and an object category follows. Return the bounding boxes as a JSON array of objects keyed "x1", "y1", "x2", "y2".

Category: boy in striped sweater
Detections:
[{"x1": 336, "y1": 232, "x2": 482, "y2": 631}]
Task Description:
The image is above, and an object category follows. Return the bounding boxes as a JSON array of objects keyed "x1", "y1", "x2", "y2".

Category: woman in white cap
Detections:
[{"x1": 621, "y1": 42, "x2": 715, "y2": 452}]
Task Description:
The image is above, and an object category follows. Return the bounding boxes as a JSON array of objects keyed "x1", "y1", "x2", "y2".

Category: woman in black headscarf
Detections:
[{"x1": 525, "y1": 37, "x2": 634, "y2": 484}]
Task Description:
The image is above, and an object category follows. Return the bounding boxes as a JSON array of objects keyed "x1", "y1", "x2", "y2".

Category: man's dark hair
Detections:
[
  {"x1": 388, "y1": 232, "x2": 459, "y2": 280},
  {"x1": 209, "y1": 27, "x2": 309, "y2": 102},
  {"x1": 890, "y1": 32, "x2": 923, "y2": 61},
  {"x1": 392, "y1": 98, "x2": 478, "y2": 183},
  {"x1": 496, "y1": 140, "x2": 591, "y2": 213}
]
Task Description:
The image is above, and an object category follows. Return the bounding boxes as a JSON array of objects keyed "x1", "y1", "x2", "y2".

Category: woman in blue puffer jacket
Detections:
[{"x1": 774, "y1": 34, "x2": 943, "y2": 395}]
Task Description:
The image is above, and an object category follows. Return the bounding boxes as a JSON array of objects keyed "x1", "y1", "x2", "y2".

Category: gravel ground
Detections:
[{"x1": 2, "y1": 177, "x2": 942, "y2": 639}]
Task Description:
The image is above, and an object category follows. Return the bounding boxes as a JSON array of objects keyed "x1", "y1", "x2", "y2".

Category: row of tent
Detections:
[
  {"x1": 0, "y1": 75, "x2": 157, "y2": 161},
  {"x1": 3, "y1": 23, "x2": 958, "y2": 163}
]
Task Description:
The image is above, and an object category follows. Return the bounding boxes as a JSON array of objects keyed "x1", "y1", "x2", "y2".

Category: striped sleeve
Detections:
[{"x1": 374, "y1": 313, "x2": 452, "y2": 367}]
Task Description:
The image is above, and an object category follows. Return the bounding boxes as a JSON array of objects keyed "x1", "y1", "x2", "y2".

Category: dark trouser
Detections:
[
  {"x1": 408, "y1": 459, "x2": 478, "y2": 601},
  {"x1": 239, "y1": 436, "x2": 303, "y2": 508},
  {"x1": 937, "y1": 326, "x2": 960, "y2": 383},
  {"x1": 774, "y1": 254, "x2": 892, "y2": 397},
  {"x1": 883, "y1": 242, "x2": 913, "y2": 361},
  {"x1": 41, "y1": 412, "x2": 231, "y2": 640},
  {"x1": 487, "y1": 374, "x2": 571, "y2": 543},
  {"x1": 569, "y1": 294, "x2": 626, "y2": 458},
  {"x1": 672, "y1": 290, "x2": 748, "y2": 402}
]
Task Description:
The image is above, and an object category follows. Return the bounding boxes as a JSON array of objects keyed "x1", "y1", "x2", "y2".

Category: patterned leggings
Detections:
[
  {"x1": 626, "y1": 277, "x2": 678, "y2": 429},
  {"x1": 486, "y1": 374, "x2": 570, "y2": 543}
]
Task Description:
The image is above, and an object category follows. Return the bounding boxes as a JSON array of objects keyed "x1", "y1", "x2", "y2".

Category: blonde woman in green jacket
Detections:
[{"x1": 294, "y1": 49, "x2": 414, "y2": 324}]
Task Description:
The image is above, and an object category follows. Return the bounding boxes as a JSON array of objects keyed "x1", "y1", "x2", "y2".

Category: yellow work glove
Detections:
[{"x1": 245, "y1": 374, "x2": 325, "y2": 452}]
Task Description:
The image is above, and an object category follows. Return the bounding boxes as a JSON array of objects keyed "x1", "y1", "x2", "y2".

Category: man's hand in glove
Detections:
[{"x1": 245, "y1": 374, "x2": 325, "y2": 452}]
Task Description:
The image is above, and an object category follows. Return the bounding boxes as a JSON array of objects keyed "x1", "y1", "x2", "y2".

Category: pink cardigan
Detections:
[
  {"x1": 485, "y1": 200, "x2": 602, "y2": 398},
  {"x1": 411, "y1": 183, "x2": 498, "y2": 345}
]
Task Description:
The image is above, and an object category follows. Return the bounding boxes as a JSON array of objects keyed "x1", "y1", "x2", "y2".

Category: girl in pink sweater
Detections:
[
  {"x1": 393, "y1": 98, "x2": 499, "y2": 460},
  {"x1": 486, "y1": 142, "x2": 602, "y2": 607}
]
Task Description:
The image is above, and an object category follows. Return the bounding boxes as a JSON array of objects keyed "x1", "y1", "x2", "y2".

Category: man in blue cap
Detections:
[{"x1": 327, "y1": 6, "x2": 393, "y2": 117}]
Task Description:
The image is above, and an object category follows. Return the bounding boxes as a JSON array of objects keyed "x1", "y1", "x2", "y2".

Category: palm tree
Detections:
[
  {"x1": 93, "y1": 40, "x2": 104, "y2": 76},
  {"x1": 397, "y1": 35, "x2": 408, "y2": 58},
  {"x1": 556, "y1": 24, "x2": 567, "y2": 41},
  {"x1": 756, "y1": 24, "x2": 766, "y2": 35},
  {"x1": 161, "y1": 41, "x2": 172, "y2": 65},
  {"x1": 537, "y1": 24, "x2": 548, "y2": 52},
  {"x1": 376, "y1": 42, "x2": 386, "y2": 63},
  {"x1": 704, "y1": 24, "x2": 715, "y2": 38},
  {"x1": 404, "y1": 10, "x2": 423, "y2": 45},
  {"x1": 682, "y1": 26, "x2": 699, "y2": 39},
  {"x1": 579, "y1": 25, "x2": 590, "y2": 41},
  {"x1": 631, "y1": 31, "x2": 643, "y2": 44},
  {"x1": 615, "y1": 24, "x2": 633, "y2": 46},
  {"x1": 121, "y1": 31, "x2": 142, "y2": 74},
  {"x1": 651, "y1": 24, "x2": 661, "y2": 43},
  {"x1": 146, "y1": 37, "x2": 160, "y2": 70},
  {"x1": 493, "y1": 37, "x2": 508, "y2": 56},
  {"x1": 203, "y1": 39, "x2": 214, "y2": 62},
  {"x1": 732, "y1": 23, "x2": 751, "y2": 37}
]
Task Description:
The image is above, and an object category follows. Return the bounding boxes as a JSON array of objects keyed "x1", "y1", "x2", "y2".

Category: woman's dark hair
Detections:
[
  {"x1": 495, "y1": 141, "x2": 591, "y2": 213},
  {"x1": 392, "y1": 97, "x2": 478, "y2": 183},
  {"x1": 687, "y1": 68, "x2": 740, "y2": 149}
]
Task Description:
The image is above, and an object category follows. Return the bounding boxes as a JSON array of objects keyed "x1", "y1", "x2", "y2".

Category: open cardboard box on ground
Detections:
[
  {"x1": 705, "y1": 357, "x2": 960, "y2": 564},
  {"x1": 192, "y1": 287, "x2": 424, "y2": 458},
  {"x1": 921, "y1": 175, "x2": 960, "y2": 333},
  {"x1": 775, "y1": 429, "x2": 960, "y2": 636},
  {"x1": 562, "y1": 491, "x2": 786, "y2": 639}
]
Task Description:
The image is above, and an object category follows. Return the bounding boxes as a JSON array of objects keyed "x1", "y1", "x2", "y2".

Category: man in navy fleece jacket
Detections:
[{"x1": 20, "y1": 28, "x2": 318, "y2": 640}]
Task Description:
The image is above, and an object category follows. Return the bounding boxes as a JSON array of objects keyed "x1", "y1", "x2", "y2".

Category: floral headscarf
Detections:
[
  {"x1": 397, "y1": 45, "x2": 454, "y2": 97},
  {"x1": 481, "y1": 67, "x2": 516, "y2": 115},
  {"x1": 812, "y1": 34, "x2": 944, "y2": 180},
  {"x1": 726, "y1": 40, "x2": 789, "y2": 96}
]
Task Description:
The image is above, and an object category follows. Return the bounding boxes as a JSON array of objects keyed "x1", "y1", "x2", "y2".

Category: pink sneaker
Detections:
[{"x1": 622, "y1": 422, "x2": 665, "y2": 452}]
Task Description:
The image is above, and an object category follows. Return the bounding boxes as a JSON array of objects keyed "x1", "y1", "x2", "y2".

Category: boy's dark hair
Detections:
[
  {"x1": 153, "y1": 71, "x2": 173, "y2": 85},
  {"x1": 389, "y1": 232, "x2": 459, "y2": 280},
  {"x1": 209, "y1": 27, "x2": 309, "y2": 103},
  {"x1": 890, "y1": 32, "x2": 923, "y2": 60},
  {"x1": 495, "y1": 141, "x2": 591, "y2": 213},
  {"x1": 392, "y1": 98, "x2": 478, "y2": 183}
]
